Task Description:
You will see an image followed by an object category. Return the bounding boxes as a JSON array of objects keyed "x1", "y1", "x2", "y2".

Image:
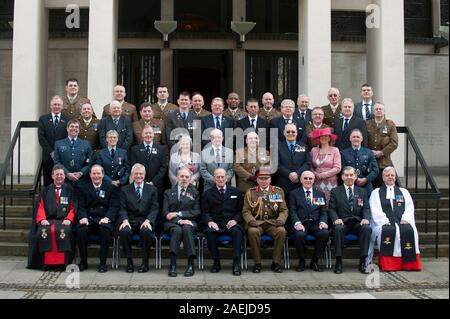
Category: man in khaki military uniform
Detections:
[
  {"x1": 78, "y1": 103, "x2": 100, "y2": 152},
  {"x1": 233, "y1": 132, "x2": 271, "y2": 193},
  {"x1": 305, "y1": 106, "x2": 329, "y2": 148},
  {"x1": 367, "y1": 102, "x2": 398, "y2": 187},
  {"x1": 102, "y1": 85, "x2": 139, "y2": 122},
  {"x1": 242, "y1": 168, "x2": 288, "y2": 273},
  {"x1": 191, "y1": 92, "x2": 211, "y2": 117},
  {"x1": 61, "y1": 78, "x2": 92, "y2": 120},
  {"x1": 133, "y1": 102, "x2": 165, "y2": 145},
  {"x1": 223, "y1": 92, "x2": 247, "y2": 128},
  {"x1": 259, "y1": 92, "x2": 282, "y2": 123},
  {"x1": 321, "y1": 87, "x2": 342, "y2": 127},
  {"x1": 151, "y1": 86, "x2": 178, "y2": 121}
]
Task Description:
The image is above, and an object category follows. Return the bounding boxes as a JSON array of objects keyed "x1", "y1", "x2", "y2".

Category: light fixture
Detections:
[
  {"x1": 230, "y1": 20, "x2": 256, "y2": 48},
  {"x1": 154, "y1": 20, "x2": 178, "y2": 48}
]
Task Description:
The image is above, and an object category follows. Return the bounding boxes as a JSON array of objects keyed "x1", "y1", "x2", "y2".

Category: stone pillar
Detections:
[
  {"x1": 298, "y1": 0, "x2": 331, "y2": 107},
  {"x1": 88, "y1": 0, "x2": 118, "y2": 116},
  {"x1": 232, "y1": 0, "x2": 246, "y2": 102},
  {"x1": 11, "y1": 0, "x2": 48, "y2": 174},
  {"x1": 367, "y1": 0, "x2": 405, "y2": 175}
]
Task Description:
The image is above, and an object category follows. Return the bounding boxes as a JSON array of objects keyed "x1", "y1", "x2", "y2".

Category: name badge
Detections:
[
  {"x1": 118, "y1": 156, "x2": 122, "y2": 165},
  {"x1": 357, "y1": 197, "x2": 364, "y2": 207},
  {"x1": 231, "y1": 195, "x2": 237, "y2": 199},
  {"x1": 382, "y1": 126, "x2": 388, "y2": 134},
  {"x1": 99, "y1": 190, "x2": 105, "y2": 198},
  {"x1": 70, "y1": 160, "x2": 75, "y2": 167}
]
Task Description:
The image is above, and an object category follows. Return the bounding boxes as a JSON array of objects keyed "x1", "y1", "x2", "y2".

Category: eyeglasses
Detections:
[
  {"x1": 303, "y1": 177, "x2": 314, "y2": 180},
  {"x1": 285, "y1": 130, "x2": 296, "y2": 134},
  {"x1": 328, "y1": 94, "x2": 338, "y2": 97}
]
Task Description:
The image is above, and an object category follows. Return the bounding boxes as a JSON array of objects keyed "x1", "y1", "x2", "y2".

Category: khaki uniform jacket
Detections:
[
  {"x1": 78, "y1": 117, "x2": 101, "y2": 151},
  {"x1": 62, "y1": 96, "x2": 91, "y2": 120},
  {"x1": 193, "y1": 109, "x2": 211, "y2": 117},
  {"x1": 305, "y1": 123, "x2": 329, "y2": 148},
  {"x1": 242, "y1": 186, "x2": 288, "y2": 228},
  {"x1": 151, "y1": 102, "x2": 178, "y2": 121},
  {"x1": 367, "y1": 118, "x2": 398, "y2": 168},
  {"x1": 223, "y1": 108, "x2": 247, "y2": 128},
  {"x1": 102, "y1": 102, "x2": 139, "y2": 122},
  {"x1": 132, "y1": 118, "x2": 166, "y2": 145},
  {"x1": 321, "y1": 104, "x2": 342, "y2": 128},
  {"x1": 258, "y1": 107, "x2": 282, "y2": 123},
  {"x1": 233, "y1": 147, "x2": 271, "y2": 193}
]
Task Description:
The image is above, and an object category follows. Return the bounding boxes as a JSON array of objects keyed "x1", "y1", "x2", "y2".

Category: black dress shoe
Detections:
[
  {"x1": 42, "y1": 265, "x2": 52, "y2": 271},
  {"x1": 296, "y1": 259, "x2": 306, "y2": 272},
  {"x1": 232, "y1": 262, "x2": 241, "y2": 276},
  {"x1": 210, "y1": 261, "x2": 221, "y2": 273},
  {"x1": 78, "y1": 262, "x2": 88, "y2": 272},
  {"x1": 98, "y1": 264, "x2": 108, "y2": 273},
  {"x1": 252, "y1": 264, "x2": 262, "y2": 273},
  {"x1": 168, "y1": 265, "x2": 177, "y2": 277},
  {"x1": 271, "y1": 262, "x2": 283, "y2": 273},
  {"x1": 184, "y1": 264, "x2": 195, "y2": 277},
  {"x1": 138, "y1": 264, "x2": 149, "y2": 273},
  {"x1": 359, "y1": 260, "x2": 369, "y2": 274},
  {"x1": 309, "y1": 261, "x2": 324, "y2": 272},
  {"x1": 334, "y1": 260, "x2": 343, "y2": 274},
  {"x1": 125, "y1": 264, "x2": 134, "y2": 273}
]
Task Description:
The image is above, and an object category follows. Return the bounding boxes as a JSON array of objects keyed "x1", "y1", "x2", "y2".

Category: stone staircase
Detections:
[{"x1": 0, "y1": 189, "x2": 448, "y2": 261}]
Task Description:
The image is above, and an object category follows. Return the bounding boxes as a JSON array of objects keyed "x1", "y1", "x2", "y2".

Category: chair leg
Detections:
[
  {"x1": 243, "y1": 236, "x2": 248, "y2": 270},
  {"x1": 111, "y1": 237, "x2": 116, "y2": 269},
  {"x1": 157, "y1": 237, "x2": 162, "y2": 270},
  {"x1": 154, "y1": 236, "x2": 159, "y2": 270},
  {"x1": 283, "y1": 237, "x2": 289, "y2": 269}
]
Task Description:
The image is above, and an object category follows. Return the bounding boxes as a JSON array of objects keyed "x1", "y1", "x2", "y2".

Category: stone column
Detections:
[
  {"x1": 11, "y1": 0, "x2": 48, "y2": 174},
  {"x1": 298, "y1": 0, "x2": 332, "y2": 106},
  {"x1": 88, "y1": 0, "x2": 118, "y2": 116},
  {"x1": 367, "y1": 0, "x2": 405, "y2": 175}
]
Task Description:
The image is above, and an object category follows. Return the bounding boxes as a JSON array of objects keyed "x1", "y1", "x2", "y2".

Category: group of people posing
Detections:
[{"x1": 28, "y1": 79, "x2": 422, "y2": 277}]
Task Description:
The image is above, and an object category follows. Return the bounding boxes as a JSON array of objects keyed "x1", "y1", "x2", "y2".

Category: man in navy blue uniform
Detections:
[
  {"x1": 75, "y1": 165, "x2": 120, "y2": 272},
  {"x1": 98, "y1": 100, "x2": 133, "y2": 151},
  {"x1": 96, "y1": 130, "x2": 130, "y2": 188},
  {"x1": 288, "y1": 171, "x2": 329, "y2": 272},
  {"x1": 118, "y1": 163, "x2": 160, "y2": 273},
  {"x1": 38, "y1": 96, "x2": 69, "y2": 186},
  {"x1": 269, "y1": 99, "x2": 307, "y2": 145},
  {"x1": 328, "y1": 166, "x2": 371, "y2": 274},
  {"x1": 341, "y1": 129, "x2": 379, "y2": 195},
  {"x1": 53, "y1": 119, "x2": 93, "y2": 188},
  {"x1": 273, "y1": 123, "x2": 310, "y2": 202},
  {"x1": 202, "y1": 168, "x2": 244, "y2": 275}
]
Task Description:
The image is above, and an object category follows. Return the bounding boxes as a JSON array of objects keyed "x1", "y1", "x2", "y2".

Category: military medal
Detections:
[
  {"x1": 187, "y1": 122, "x2": 193, "y2": 130},
  {"x1": 60, "y1": 229, "x2": 66, "y2": 239},
  {"x1": 383, "y1": 237, "x2": 391, "y2": 245},
  {"x1": 357, "y1": 197, "x2": 364, "y2": 207},
  {"x1": 70, "y1": 160, "x2": 75, "y2": 167},
  {"x1": 99, "y1": 190, "x2": 105, "y2": 198},
  {"x1": 382, "y1": 126, "x2": 388, "y2": 134},
  {"x1": 41, "y1": 228, "x2": 48, "y2": 239},
  {"x1": 152, "y1": 148, "x2": 158, "y2": 155},
  {"x1": 404, "y1": 242, "x2": 412, "y2": 250}
]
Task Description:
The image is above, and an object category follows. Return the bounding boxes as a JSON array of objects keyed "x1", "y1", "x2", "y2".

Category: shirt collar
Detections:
[
  {"x1": 217, "y1": 185, "x2": 226, "y2": 192},
  {"x1": 303, "y1": 187, "x2": 312, "y2": 193}
]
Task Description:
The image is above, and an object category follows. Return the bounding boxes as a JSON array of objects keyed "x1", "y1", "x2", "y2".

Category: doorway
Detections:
[{"x1": 174, "y1": 50, "x2": 232, "y2": 110}]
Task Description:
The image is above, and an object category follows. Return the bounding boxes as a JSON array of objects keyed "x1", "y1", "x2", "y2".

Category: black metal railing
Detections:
[
  {"x1": 397, "y1": 126, "x2": 442, "y2": 258},
  {"x1": 0, "y1": 121, "x2": 42, "y2": 230}
]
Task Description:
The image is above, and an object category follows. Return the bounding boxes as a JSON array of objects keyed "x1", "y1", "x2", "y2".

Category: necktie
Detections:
[
  {"x1": 181, "y1": 112, "x2": 186, "y2": 120},
  {"x1": 95, "y1": 187, "x2": 100, "y2": 196},
  {"x1": 306, "y1": 190, "x2": 312, "y2": 206},
  {"x1": 364, "y1": 104, "x2": 370, "y2": 120},
  {"x1": 113, "y1": 118, "x2": 119, "y2": 126},
  {"x1": 55, "y1": 187, "x2": 61, "y2": 203},
  {"x1": 110, "y1": 148, "x2": 115, "y2": 158},
  {"x1": 301, "y1": 112, "x2": 305, "y2": 121},
  {"x1": 215, "y1": 116, "x2": 221, "y2": 129},
  {"x1": 284, "y1": 118, "x2": 291, "y2": 124},
  {"x1": 70, "y1": 139, "x2": 75, "y2": 146},
  {"x1": 219, "y1": 187, "x2": 225, "y2": 196},
  {"x1": 54, "y1": 115, "x2": 59, "y2": 127},
  {"x1": 215, "y1": 148, "x2": 221, "y2": 164},
  {"x1": 146, "y1": 145, "x2": 151, "y2": 156},
  {"x1": 251, "y1": 119, "x2": 255, "y2": 129},
  {"x1": 180, "y1": 188, "x2": 186, "y2": 200},
  {"x1": 136, "y1": 186, "x2": 141, "y2": 202},
  {"x1": 348, "y1": 187, "x2": 354, "y2": 207},
  {"x1": 289, "y1": 144, "x2": 295, "y2": 153},
  {"x1": 344, "y1": 118, "x2": 349, "y2": 130}
]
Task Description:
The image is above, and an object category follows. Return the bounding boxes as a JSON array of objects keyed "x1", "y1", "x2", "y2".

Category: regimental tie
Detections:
[
  {"x1": 146, "y1": 144, "x2": 151, "y2": 156},
  {"x1": 215, "y1": 148, "x2": 221, "y2": 165},
  {"x1": 215, "y1": 116, "x2": 221, "y2": 129},
  {"x1": 113, "y1": 118, "x2": 119, "y2": 126},
  {"x1": 181, "y1": 112, "x2": 186, "y2": 120},
  {"x1": 289, "y1": 143, "x2": 295, "y2": 153},
  {"x1": 54, "y1": 115, "x2": 59, "y2": 127},
  {"x1": 364, "y1": 103, "x2": 370, "y2": 120},
  {"x1": 180, "y1": 188, "x2": 186, "y2": 200},
  {"x1": 344, "y1": 118, "x2": 349, "y2": 130},
  {"x1": 136, "y1": 186, "x2": 141, "y2": 202},
  {"x1": 306, "y1": 190, "x2": 312, "y2": 206},
  {"x1": 348, "y1": 186, "x2": 354, "y2": 207}
]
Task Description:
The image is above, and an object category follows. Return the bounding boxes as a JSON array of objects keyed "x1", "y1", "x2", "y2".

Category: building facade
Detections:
[{"x1": 0, "y1": 0, "x2": 448, "y2": 174}]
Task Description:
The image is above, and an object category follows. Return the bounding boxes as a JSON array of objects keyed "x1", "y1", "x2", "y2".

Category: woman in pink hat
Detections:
[{"x1": 309, "y1": 127, "x2": 341, "y2": 202}]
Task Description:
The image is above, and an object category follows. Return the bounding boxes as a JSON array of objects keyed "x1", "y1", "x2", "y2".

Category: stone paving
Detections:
[{"x1": 0, "y1": 257, "x2": 447, "y2": 300}]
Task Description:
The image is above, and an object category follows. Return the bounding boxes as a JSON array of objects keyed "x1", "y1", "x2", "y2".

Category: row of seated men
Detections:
[{"x1": 27, "y1": 162, "x2": 422, "y2": 277}]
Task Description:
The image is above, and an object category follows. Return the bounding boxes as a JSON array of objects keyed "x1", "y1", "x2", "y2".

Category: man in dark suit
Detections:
[
  {"x1": 273, "y1": 123, "x2": 310, "y2": 201},
  {"x1": 354, "y1": 83, "x2": 375, "y2": 121},
  {"x1": 163, "y1": 168, "x2": 201, "y2": 277},
  {"x1": 96, "y1": 130, "x2": 130, "y2": 188},
  {"x1": 295, "y1": 94, "x2": 312, "y2": 123},
  {"x1": 334, "y1": 98, "x2": 368, "y2": 150},
  {"x1": 75, "y1": 165, "x2": 120, "y2": 272},
  {"x1": 38, "y1": 96, "x2": 69, "y2": 186},
  {"x1": 328, "y1": 166, "x2": 371, "y2": 274},
  {"x1": 98, "y1": 100, "x2": 133, "y2": 151},
  {"x1": 236, "y1": 98, "x2": 269, "y2": 148},
  {"x1": 53, "y1": 119, "x2": 93, "y2": 188},
  {"x1": 165, "y1": 91, "x2": 199, "y2": 149},
  {"x1": 270, "y1": 99, "x2": 307, "y2": 145},
  {"x1": 118, "y1": 163, "x2": 159, "y2": 273},
  {"x1": 289, "y1": 171, "x2": 329, "y2": 272},
  {"x1": 201, "y1": 97, "x2": 233, "y2": 148},
  {"x1": 341, "y1": 129, "x2": 379, "y2": 195},
  {"x1": 202, "y1": 168, "x2": 244, "y2": 275}
]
